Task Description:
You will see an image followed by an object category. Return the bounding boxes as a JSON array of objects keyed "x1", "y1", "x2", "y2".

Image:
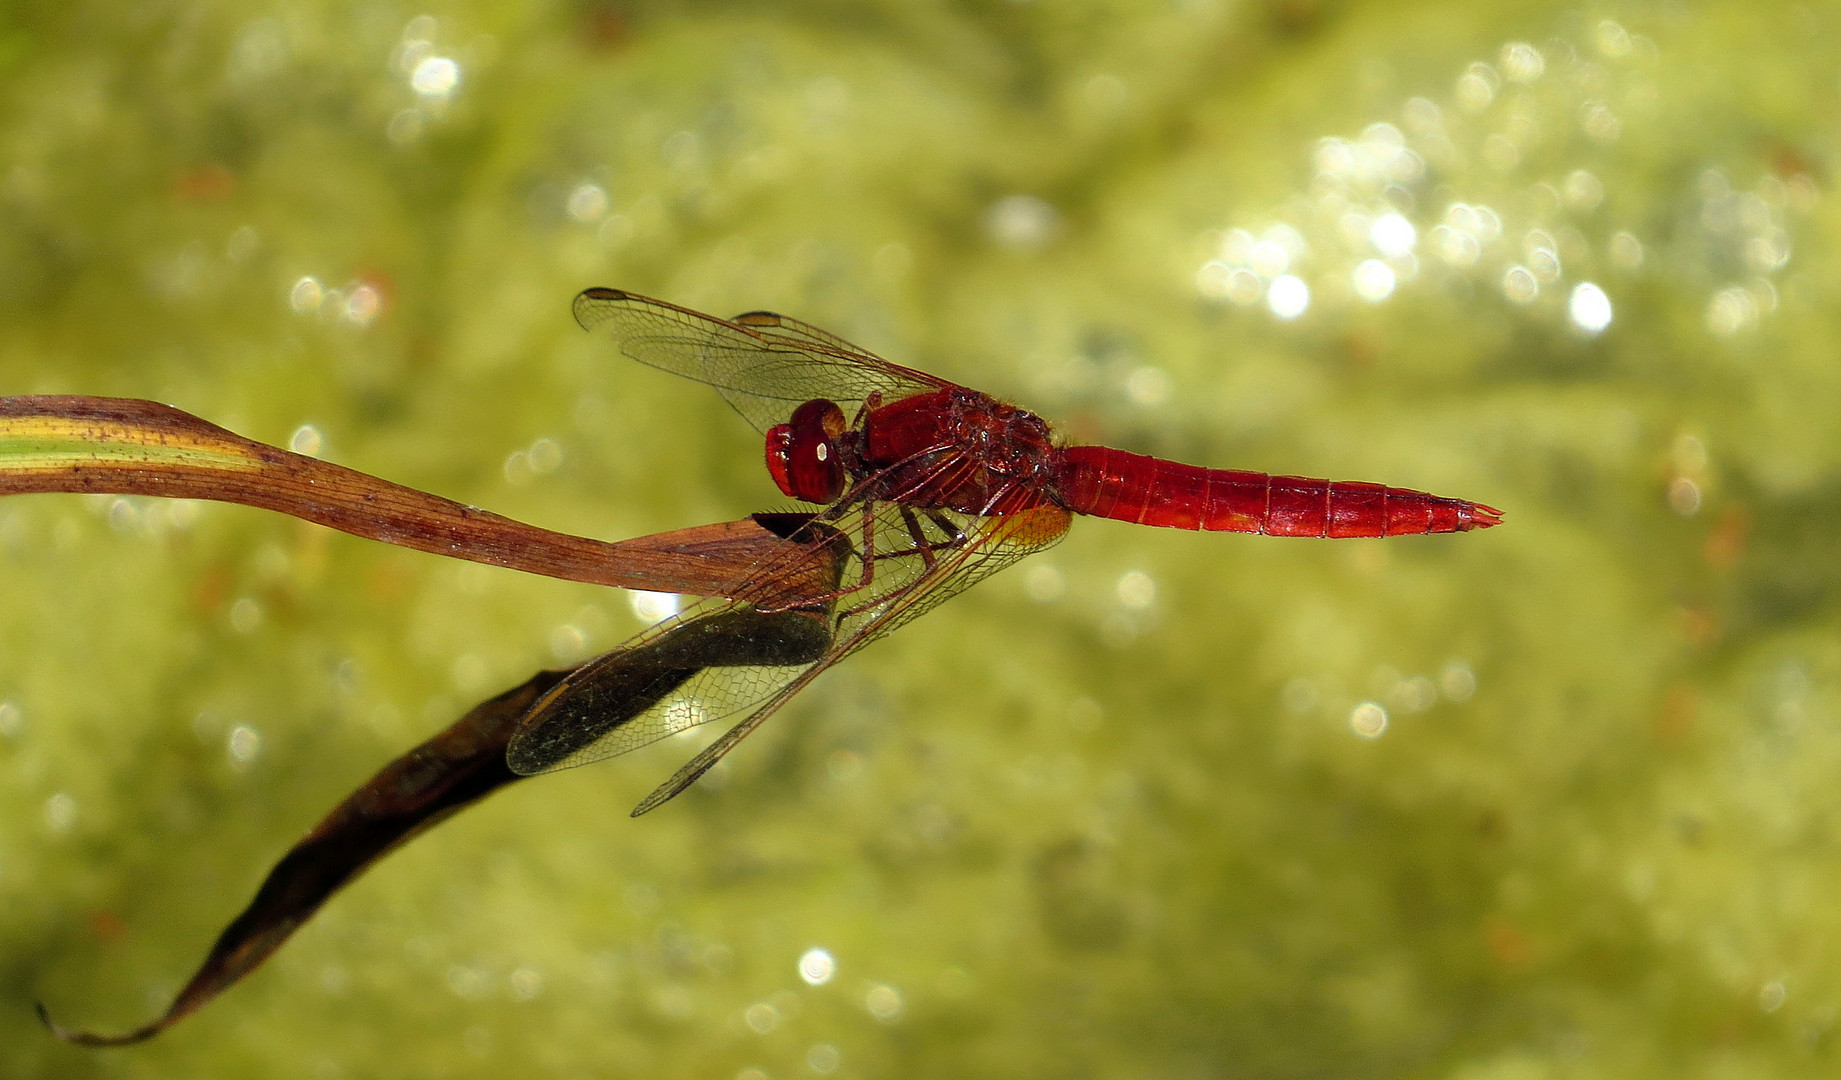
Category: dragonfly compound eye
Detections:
[{"x1": 764, "y1": 400, "x2": 847, "y2": 503}]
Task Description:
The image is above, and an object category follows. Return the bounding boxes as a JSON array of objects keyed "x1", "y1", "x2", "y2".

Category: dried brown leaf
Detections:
[
  {"x1": 38, "y1": 598, "x2": 839, "y2": 1045},
  {"x1": 0, "y1": 395, "x2": 820, "y2": 601}
]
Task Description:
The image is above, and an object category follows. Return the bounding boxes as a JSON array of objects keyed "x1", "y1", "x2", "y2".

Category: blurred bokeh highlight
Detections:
[{"x1": 3, "y1": 1, "x2": 1839, "y2": 1076}]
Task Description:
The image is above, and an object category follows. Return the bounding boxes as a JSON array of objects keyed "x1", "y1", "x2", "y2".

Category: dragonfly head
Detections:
[{"x1": 766, "y1": 399, "x2": 848, "y2": 503}]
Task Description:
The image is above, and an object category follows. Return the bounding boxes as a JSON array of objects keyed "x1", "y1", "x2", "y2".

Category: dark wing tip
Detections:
[
  {"x1": 571, "y1": 287, "x2": 643, "y2": 331},
  {"x1": 630, "y1": 769, "x2": 700, "y2": 817},
  {"x1": 35, "y1": 1001, "x2": 160, "y2": 1048},
  {"x1": 502, "y1": 746, "x2": 546, "y2": 777},
  {"x1": 629, "y1": 785, "x2": 676, "y2": 817},
  {"x1": 732, "y1": 311, "x2": 783, "y2": 327}
]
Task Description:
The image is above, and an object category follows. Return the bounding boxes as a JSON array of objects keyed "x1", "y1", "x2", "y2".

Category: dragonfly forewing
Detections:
[{"x1": 574, "y1": 288, "x2": 942, "y2": 434}]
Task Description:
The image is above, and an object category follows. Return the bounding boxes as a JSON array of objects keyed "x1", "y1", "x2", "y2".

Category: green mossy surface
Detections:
[{"x1": 4, "y1": 2, "x2": 1839, "y2": 1076}]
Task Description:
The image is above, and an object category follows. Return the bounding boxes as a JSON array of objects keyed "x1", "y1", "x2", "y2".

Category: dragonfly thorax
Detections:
[{"x1": 855, "y1": 387, "x2": 1058, "y2": 515}]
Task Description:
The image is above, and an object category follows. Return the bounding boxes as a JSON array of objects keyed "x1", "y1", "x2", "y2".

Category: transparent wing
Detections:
[
  {"x1": 573, "y1": 288, "x2": 948, "y2": 434},
  {"x1": 507, "y1": 494, "x2": 1072, "y2": 814},
  {"x1": 502, "y1": 600, "x2": 833, "y2": 776},
  {"x1": 627, "y1": 501, "x2": 1072, "y2": 815},
  {"x1": 504, "y1": 521, "x2": 853, "y2": 776}
]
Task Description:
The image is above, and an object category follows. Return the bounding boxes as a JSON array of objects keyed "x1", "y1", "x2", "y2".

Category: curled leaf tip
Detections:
[{"x1": 34, "y1": 1000, "x2": 162, "y2": 1048}]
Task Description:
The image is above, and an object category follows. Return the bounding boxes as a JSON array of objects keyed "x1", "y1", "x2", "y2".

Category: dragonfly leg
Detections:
[
  {"x1": 843, "y1": 485, "x2": 978, "y2": 580},
  {"x1": 756, "y1": 455, "x2": 984, "y2": 618},
  {"x1": 846, "y1": 506, "x2": 968, "y2": 570},
  {"x1": 852, "y1": 493, "x2": 881, "y2": 590},
  {"x1": 900, "y1": 506, "x2": 941, "y2": 571},
  {"x1": 892, "y1": 507, "x2": 973, "y2": 561},
  {"x1": 926, "y1": 509, "x2": 968, "y2": 547},
  {"x1": 749, "y1": 496, "x2": 883, "y2": 615},
  {"x1": 849, "y1": 392, "x2": 883, "y2": 431},
  {"x1": 833, "y1": 506, "x2": 963, "y2": 620}
]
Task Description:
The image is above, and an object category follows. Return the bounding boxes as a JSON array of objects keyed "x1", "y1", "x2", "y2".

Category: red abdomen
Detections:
[{"x1": 1051, "y1": 446, "x2": 1501, "y2": 536}]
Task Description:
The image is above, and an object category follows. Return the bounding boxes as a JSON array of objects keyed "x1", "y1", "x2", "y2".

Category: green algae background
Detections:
[{"x1": 4, "y1": 0, "x2": 1840, "y2": 1076}]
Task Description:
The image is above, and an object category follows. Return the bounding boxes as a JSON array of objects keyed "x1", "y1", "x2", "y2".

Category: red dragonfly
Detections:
[{"x1": 507, "y1": 289, "x2": 1500, "y2": 814}]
